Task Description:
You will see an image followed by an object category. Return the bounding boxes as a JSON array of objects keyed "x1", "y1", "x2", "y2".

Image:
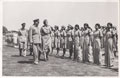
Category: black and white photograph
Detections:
[{"x1": 1, "y1": 0, "x2": 119, "y2": 77}]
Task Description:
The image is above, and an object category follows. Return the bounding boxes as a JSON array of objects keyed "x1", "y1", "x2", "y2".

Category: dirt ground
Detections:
[{"x1": 2, "y1": 42, "x2": 118, "y2": 76}]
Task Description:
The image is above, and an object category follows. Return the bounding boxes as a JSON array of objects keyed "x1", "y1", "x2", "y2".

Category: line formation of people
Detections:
[{"x1": 17, "y1": 19, "x2": 118, "y2": 68}]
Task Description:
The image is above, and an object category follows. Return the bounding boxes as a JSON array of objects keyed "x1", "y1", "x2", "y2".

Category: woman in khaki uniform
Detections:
[
  {"x1": 73, "y1": 24, "x2": 81, "y2": 61},
  {"x1": 40, "y1": 19, "x2": 52, "y2": 61},
  {"x1": 92, "y1": 23, "x2": 102, "y2": 65},
  {"x1": 67, "y1": 25, "x2": 74, "y2": 59},
  {"x1": 104, "y1": 23, "x2": 115, "y2": 68},
  {"x1": 54, "y1": 25, "x2": 60, "y2": 56},
  {"x1": 60, "y1": 26, "x2": 67, "y2": 58},
  {"x1": 82, "y1": 23, "x2": 91, "y2": 63}
]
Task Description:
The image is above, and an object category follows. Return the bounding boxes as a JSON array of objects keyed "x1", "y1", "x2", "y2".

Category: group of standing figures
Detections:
[{"x1": 18, "y1": 19, "x2": 118, "y2": 68}]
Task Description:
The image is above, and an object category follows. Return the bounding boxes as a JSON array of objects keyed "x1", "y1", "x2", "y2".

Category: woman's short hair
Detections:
[
  {"x1": 95, "y1": 23, "x2": 101, "y2": 29},
  {"x1": 75, "y1": 24, "x2": 79, "y2": 29},
  {"x1": 84, "y1": 23, "x2": 89, "y2": 28},
  {"x1": 43, "y1": 19, "x2": 48, "y2": 24},
  {"x1": 61, "y1": 26, "x2": 66, "y2": 30},
  {"x1": 107, "y1": 22, "x2": 113, "y2": 28},
  {"x1": 21, "y1": 23, "x2": 26, "y2": 26},
  {"x1": 54, "y1": 25, "x2": 59, "y2": 30}
]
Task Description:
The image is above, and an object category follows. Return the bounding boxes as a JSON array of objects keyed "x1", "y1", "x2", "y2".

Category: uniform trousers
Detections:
[{"x1": 33, "y1": 43, "x2": 42, "y2": 63}]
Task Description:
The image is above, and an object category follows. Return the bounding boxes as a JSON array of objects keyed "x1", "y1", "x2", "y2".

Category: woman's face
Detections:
[
  {"x1": 44, "y1": 20, "x2": 48, "y2": 25},
  {"x1": 55, "y1": 27, "x2": 57, "y2": 30},
  {"x1": 35, "y1": 21, "x2": 39, "y2": 26},
  {"x1": 62, "y1": 27, "x2": 64, "y2": 30},
  {"x1": 107, "y1": 23, "x2": 113, "y2": 29},
  {"x1": 75, "y1": 26, "x2": 79, "y2": 30},
  {"x1": 95, "y1": 25, "x2": 98, "y2": 30},
  {"x1": 22, "y1": 24, "x2": 25, "y2": 28},
  {"x1": 68, "y1": 26, "x2": 71, "y2": 30},
  {"x1": 84, "y1": 25, "x2": 87, "y2": 29}
]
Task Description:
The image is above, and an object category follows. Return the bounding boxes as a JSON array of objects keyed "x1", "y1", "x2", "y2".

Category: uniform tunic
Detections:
[
  {"x1": 54, "y1": 30, "x2": 60, "y2": 49},
  {"x1": 67, "y1": 30, "x2": 74, "y2": 49},
  {"x1": 41, "y1": 25, "x2": 51, "y2": 52},
  {"x1": 29, "y1": 26, "x2": 41, "y2": 44},
  {"x1": 60, "y1": 30, "x2": 67, "y2": 49},
  {"x1": 105, "y1": 30, "x2": 114, "y2": 67},
  {"x1": 18, "y1": 28, "x2": 28, "y2": 50}
]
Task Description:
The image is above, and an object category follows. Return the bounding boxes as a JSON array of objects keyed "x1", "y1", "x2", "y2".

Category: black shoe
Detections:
[
  {"x1": 61, "y1": 56, "x2": 64, "y2": 59},
  {"x1": 38, "y1": 58, "x2": 41, "y2": 61},
  {"x1": 82, "y1": 61, "x2": 85, "y2": 63},
  {"x1": 44, "y1": 59, "x2": 47, "y2": 62},
  {"x1": 46, "y1": 58, "x2": 49, "y2": 61},
  {"x1": 103, "y1": 64, "x2": 107, "y2": 66},
  {"x1": 29, "y1": 54, "x2": 32, "y2": 55},
  {"x1": 69, "y1": 56, "x2": 72, "y2": 59},
  {"x1": 73, "y1": 59, "x2": 77, "y2": 61},
  {"x1": 77, "y1": 59, "x2": 81, "y2": 62}
]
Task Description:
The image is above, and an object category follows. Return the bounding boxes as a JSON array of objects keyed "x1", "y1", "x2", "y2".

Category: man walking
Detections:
[{"x1": 29, "y1": 19, "x2": 43, "y2": 64}]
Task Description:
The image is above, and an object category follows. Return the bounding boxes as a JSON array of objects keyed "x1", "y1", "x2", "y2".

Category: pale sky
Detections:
[{"x1": 3, "y1": 1, "x2": 118, "y2": 31}]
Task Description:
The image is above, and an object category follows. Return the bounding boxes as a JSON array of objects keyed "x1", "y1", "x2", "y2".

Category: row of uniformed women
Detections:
[{"x1": 50, "y1": 22, "x2": 117, "y2": 68}]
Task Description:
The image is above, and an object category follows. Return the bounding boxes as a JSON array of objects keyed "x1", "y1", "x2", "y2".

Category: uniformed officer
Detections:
[
  {"x1": 18, "y1": 23, "x2": 28, "y2": 56},
  {"x1": 73, "y1": 24, "x2": 81, "y2": 61},
  {"x1": 29, "y1": 19, "x2": 43, "y2": 64}
]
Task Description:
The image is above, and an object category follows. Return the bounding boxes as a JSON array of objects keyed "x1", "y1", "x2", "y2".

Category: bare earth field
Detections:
[{"x1": 2, "y1": 42, "x2": 118, "y2": 76}]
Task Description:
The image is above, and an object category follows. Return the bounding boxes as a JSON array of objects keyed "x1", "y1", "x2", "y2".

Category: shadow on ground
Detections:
[
  {"x1": 18, "y1": 60, "x2": 33, "y2": 64},
  {"x1": 111, "y1": 68, "x2": 118, "y2": 72}
]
